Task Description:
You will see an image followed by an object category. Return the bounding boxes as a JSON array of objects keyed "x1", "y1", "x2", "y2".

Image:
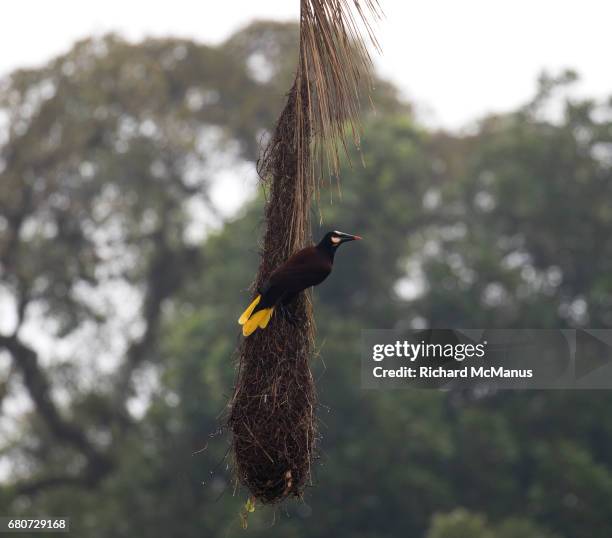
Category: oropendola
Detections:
[{"x1": 238, "y1": 230, "x2": 362, "y2": 336}]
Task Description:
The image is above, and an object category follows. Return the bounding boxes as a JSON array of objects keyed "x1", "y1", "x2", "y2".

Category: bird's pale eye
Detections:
[{"x1": 331, "y1": 236, "x2": 341, "y2": 245}]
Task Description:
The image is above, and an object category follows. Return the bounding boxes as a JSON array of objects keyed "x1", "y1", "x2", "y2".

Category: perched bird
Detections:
[{"x1": 238, "y1": 230, "x2": 362, "y2": 336}]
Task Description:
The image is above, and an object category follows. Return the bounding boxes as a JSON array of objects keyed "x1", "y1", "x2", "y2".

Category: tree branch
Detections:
[
  {"x1": 112, "y1": 232, "x2": 200, "y2": 417},
  {"x1": 10, "y1": 461, "x2": 110, "y2": 497},
  {"x1": 0, "y1": 334, "x2": 112, "y2": 476}
]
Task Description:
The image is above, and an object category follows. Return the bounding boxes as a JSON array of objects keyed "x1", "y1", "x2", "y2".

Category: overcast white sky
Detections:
[{"x1": 0, "y1": 0, "x2": 610, "y2": 127}]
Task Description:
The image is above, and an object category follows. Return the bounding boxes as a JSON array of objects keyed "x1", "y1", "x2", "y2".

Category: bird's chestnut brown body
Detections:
[
  {"x1": 238, "y1": 230, "x2": 361, "y2": 336},
  {"x1": 255, "y1": 246, "x2": 333, "y2": 311}
]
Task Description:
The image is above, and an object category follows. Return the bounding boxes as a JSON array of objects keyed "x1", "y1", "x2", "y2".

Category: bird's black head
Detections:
[{"x1": 317, "y1": 230, "x2": 362, "y2": 258}]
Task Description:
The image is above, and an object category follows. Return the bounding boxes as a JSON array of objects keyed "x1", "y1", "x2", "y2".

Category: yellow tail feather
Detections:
[
  {"x1": 242, "y1": 307, "x2": 274, "y2": 336},
  {"x1": 258, "y1": 308, "x2": 274, "y2": 329},
  {"x1": 238, "y1": 295, "x2": 261, "y2": 325}
]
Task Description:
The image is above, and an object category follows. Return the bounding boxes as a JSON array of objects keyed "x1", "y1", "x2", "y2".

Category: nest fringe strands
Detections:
[{"x1": 228, "y1": 0, "x2": 381, "y2": 505}]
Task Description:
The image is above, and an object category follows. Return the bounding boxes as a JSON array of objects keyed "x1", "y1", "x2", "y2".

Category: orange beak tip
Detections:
[{"x1": 354, "y1": 235, "x2": 363, "y2": 240}]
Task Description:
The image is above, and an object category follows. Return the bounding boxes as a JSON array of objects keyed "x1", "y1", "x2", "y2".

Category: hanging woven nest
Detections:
[{"x1": 228, "y1": 0, "x2": 381, "y2": 505}]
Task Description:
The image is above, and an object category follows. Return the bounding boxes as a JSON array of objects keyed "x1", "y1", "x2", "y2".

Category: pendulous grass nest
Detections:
[
  {"x1": 228, "y1": 80, "x2": 317, "y2": 504},
  {"x1": 227, "y1": 0, "x2": 381, "y2": 505}
]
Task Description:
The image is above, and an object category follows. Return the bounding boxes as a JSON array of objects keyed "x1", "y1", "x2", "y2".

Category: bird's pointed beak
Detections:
[{"x1": 338, "y1": 232, "x2": 362, "y2": 243}]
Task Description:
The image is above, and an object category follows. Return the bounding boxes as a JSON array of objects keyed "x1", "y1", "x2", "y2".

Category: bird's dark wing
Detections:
[
  {"x1": 257, "y1": 246, "x2": 332, "y2": 308},
  {"x1": 268, "y1": 261, "x2": 331, "y2": 292},
  {"x1": 281, "y1": 247, "x2": 320, "y2": 266}
]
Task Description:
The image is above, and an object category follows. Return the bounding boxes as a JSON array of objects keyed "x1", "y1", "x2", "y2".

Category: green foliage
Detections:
[
  {"x1": 427, "y1": 509, "x2": 491, "y2": 538},
  {"x1": 411, "y1": 73, "x2": 612, "y2": 329},
  {"x1": 426, "y1": 509, "x2": 557, "y2": 538}
]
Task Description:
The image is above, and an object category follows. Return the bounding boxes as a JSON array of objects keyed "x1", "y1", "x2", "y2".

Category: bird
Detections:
[{"x1": 238, "y1": 230, "x2": 362, "y2": 336}]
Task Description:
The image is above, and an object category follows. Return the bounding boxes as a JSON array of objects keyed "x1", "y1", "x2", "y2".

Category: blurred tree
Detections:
[
  {"x1": 0, "y1": 23, "x2": 303, "y2": 498},
  {"x1": 426, "y1": 509, "x2": 492, "y2": 538},
  {"x1": 426, "y1": 509, "x2": 557, "y2": 538},
  {"x1": 411, "y1": 71, "x2": 612, "y2": 329}
]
